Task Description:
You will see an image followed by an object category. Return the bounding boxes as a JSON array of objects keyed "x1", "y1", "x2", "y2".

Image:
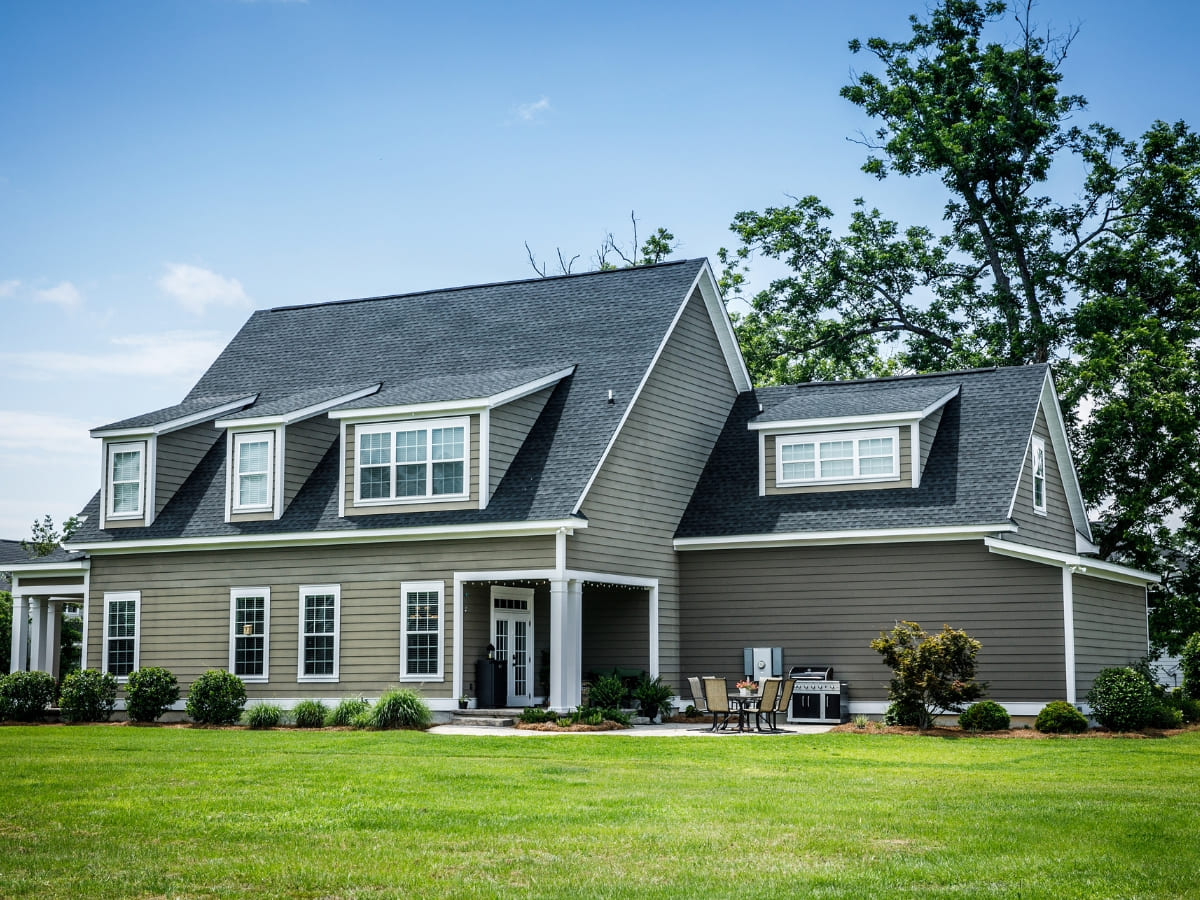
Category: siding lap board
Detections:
[
  {"x1": 1072, "y1": 574, "x2": 1148, "y2": 697},
  {"x1": 1008, "y1": 407, "x2": 1077, "y2": 552},
  {"x1": 489, "y1": 386, "x2": 555, "y2": 502},
  {"x1": 156, "y1": 423, "x2": 223, "y2": 517}
]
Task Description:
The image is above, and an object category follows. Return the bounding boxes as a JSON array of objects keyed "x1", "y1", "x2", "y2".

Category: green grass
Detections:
[{"x1": 1, "y1": 727, "x2": 1198, "y2": 898}]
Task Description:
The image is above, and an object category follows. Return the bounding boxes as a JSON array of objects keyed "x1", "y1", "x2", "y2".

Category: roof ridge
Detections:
[
  {"x1": 756, "y1": 364, "x2": 1048, "y2": 393},
  {"x1": 265, "y1": 258, "x2": 704, "y2": 314}
]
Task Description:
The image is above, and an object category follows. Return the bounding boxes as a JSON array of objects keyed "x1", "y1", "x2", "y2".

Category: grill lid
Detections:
[{"x1": 789, "y1": 665, "x2": 834, "y2": 680}]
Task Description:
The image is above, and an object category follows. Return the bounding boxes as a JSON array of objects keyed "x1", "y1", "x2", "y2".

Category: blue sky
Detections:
[{"x1": 2, "y1": 0, "x2": 1198, "y2": 539}]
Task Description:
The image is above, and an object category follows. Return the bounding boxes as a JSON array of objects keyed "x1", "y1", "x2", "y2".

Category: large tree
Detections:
[{"x1": 720, "y1": 0, "x2": 1200, "y2": 649}]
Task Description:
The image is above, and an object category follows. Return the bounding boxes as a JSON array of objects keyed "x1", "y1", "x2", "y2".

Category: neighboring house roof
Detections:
[
  {"x1": 676, "y1": 365, "x2": 1052, "y2": 540},
  {"x1": 0, "y1": 539, "x2": 29, "y2": 591},
  {"x1": 71, "y1": 260, "x2": 729, "y2": 545}
]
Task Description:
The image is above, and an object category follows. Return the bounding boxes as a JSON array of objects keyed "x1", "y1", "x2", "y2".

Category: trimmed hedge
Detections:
[
  {"x1": 1035, "y1": 701, "x2": 1089, "y2": 734},
  {"x1": 1087, "y1": 667, "x2": 1156, "y2": 731},
  {"x1": 58, "y1": 669, "x2": 117, "y2": 722},
  {"x1": 126, "y1": 667, "x2": 179, "y2": 722},
  {"x1": 0, "y1": 671, "x2": 58, "y2": 721},
  {"x1": 185, "y1": 671, "x2": 246, "y2": 725},
  {"x1": 958, "y1": 700, "x2": 1010, "y2": 731}
]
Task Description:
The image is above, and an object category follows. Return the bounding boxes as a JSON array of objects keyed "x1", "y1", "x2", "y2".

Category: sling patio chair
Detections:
[
  {"x1": 687, "y1": 676, "x2": 710, "y2": 715},
  {"x1": 750, "y1": 677, "x2": 783, "y2": 732},
  {"x1": 762, "y1": 675, "x2": 795, "y2": 732},
  {"x1": 702, "y1": 676, "x2": 740, "y2": 732}
]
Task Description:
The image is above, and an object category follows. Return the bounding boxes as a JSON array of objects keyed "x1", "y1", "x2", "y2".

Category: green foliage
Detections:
[
  {"x1": 958, "y1": 700, "x2": 1010, "y2": 732},
  {"x1": 1163, "y1": 688, "x2": 1200, "y2": 724},
  {"x1": 0, "y1": 670, "x2": 58, "y2": 721},
  {"x1": 350, "y1": 709, "x2": 373, "y2": 729},
  {"x1": 126, "y1": 667, "x2": 179, "y2": 723},
  {"x1": 883, "y1": 698, "x2": 924, "y2": 727},
  {"x1": 59, "y1": 609, "x2": 82, "y2": 676},
  {"x1": 871, "y1": 621, "x2": 985, "y2": 729},
  {"x1": 244, "y1": 703, "x2": 284, "y2": 729},
  {"x1": 0, "y1": 592, "x2": 10, "y2": 673},
  {"x1": 185, "y1": 671, "x2": 247, "y2": 725},
  {"x1": 327, "y1": 697, "x2": 369, "y2": 727},
  {"x1": 1035, "y1": 701, "x2": 1089, "y2": 734},
  {"x1": 369, "y1": 688, "x2": 431, "y2": 730},
  {"x1": 1087, "y1": 667, "x2": 1157, "y2": 731},
  {"x1": 21, "y1": 514, "x2": 80, "y2": 558},
  {"x1": 1182, "y1": 633, "x2": 1200, "y2": 700},
  {"x1": 519, "y1": 707, "x2": 558, "y2": 724},
  {"x1": 586, "y1": 674, "x2": 627, "y2": 710},
  {"x1": 632, "y1": 674, "x2": 675, "y2": 721},
  {"x1": 1145, "y1": 702, "x2": 1183, "y2": 730},
  {"x1": 292, "y1": 699, "x2": 327, "y2": 729},
  {"x1": 58, "y1": 669, "x2": 117, "y2": 722}
]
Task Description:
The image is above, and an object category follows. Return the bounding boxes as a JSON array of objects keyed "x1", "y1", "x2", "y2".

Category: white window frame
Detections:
[
  {"x1": 399, "y1": 580, "x2": 444, "y2": 681},
  {"x1": 232, "y1": 431, "x2": 276, "y2": 513},
  {"x1": 106, "y1": 441, "x2": 146, "y2": 519},
  {"x1": 354, "y1": 417, "x2": 470, "y2": 506},
  {"x1": 297, "y1": 584, "x2": 340, "y2": 683},
  {"x1": 1032, "y1": 436, "x2": 1047, "y2": 515},
  {"x1": 775, "y1": 427, "x2": 901, "y2": 487},
  {"x1": 102, "y1": 591, "x2": 140, "y2": 682},
  {"x1": 228, "y1": 587, "x2": 271, "y2": 683}
]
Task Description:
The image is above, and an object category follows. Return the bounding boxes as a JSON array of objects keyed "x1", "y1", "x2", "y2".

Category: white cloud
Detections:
[
  {"x1": 35, "y1": 281, "x2": 83, "y2": 309},
  {"x1": 516, "y1": 97, "x2": 551, "y2": 121},
  {"x1": 0, "y1": 330, "x2": 227, "y2": 381},
  {"x1": 0, "y1": 411, "x2": 95, "y2": 456},
  {"x1": 0, "y1": 279, "x2": 19, "y2": 298},
  {"x1": 159, "y1": 263, "x2": 250, "y2": 315}
]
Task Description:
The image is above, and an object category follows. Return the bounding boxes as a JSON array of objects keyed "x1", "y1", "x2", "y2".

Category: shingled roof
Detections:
[
  {"x1": 71, "y1": 260, "x2": 712, "y2": 544},
  {"x1": 676, "y1": 365, "x2": 1052, "y2": 539}
]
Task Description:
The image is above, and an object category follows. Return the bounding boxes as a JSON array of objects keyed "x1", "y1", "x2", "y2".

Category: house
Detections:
[{"x1": 5, "y1": 260, "x2": 1157, "y2": 717}]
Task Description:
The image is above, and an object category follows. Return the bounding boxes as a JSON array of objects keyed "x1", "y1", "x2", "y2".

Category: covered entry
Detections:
[{"x1": 6, "y1": 557, "x2": 89, "y2": 677}]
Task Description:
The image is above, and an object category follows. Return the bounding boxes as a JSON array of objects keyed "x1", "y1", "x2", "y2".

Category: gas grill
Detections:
[{"x1": 787, "y1": 665, "x2": 848, "y2": 724}]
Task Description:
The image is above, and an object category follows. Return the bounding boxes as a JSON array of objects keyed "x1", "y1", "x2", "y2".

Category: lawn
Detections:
[{"x1": 1, "y1": 727, "x2": 1198, "y2": 899}]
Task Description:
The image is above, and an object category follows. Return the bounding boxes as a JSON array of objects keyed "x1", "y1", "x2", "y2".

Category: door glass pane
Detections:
[{"x1": 513, "y1": 619, "x2": 527, "y2": 697}]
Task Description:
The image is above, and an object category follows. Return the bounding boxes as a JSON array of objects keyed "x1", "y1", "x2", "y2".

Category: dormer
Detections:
[
  {"x1": 328, "y1": 365, "x2": 575, "y2": 516},
  {"x1": 90, "y1": 395, "x2": 258, "y2": 529},
  {"x1": 750, "y1": 381, "x2": 960, "y2": 496},
  {"x1": 215, "y1": 384, "x2": 381, "y2": 523}
]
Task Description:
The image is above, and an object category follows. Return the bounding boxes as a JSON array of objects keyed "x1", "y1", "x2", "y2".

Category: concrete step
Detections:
[{"x1": 450, "y1": 714, "x2": 515, "y2": 727}]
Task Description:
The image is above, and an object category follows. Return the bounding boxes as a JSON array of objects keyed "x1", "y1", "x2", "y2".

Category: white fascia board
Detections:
[
  {"x1": 1040, "y1": 368, "x2": 1093, "y2": 542},
  {"x1": 1076, "y1": 531, "x2": 1100, "y2": 555},
  {"x1": 486, "y1": 366, "x2": 577, "y2": 407},
  {"x1": 215, "y1": 384, "x2": 382, "y2": 428},
  {"x1": 695, "y1": 261, "x2": 753, "y2": 393},
  {"x1": 749, "y1": 387, "x2": 960, "y2": 433},
  {"x1": 983, "y1": 537, "x2": 1160, "y2": 585},
  {"x1": 90, "y1": 395, "x2": 259, "y2": 438},
  {"x1": 674, "y1": 523, "x2": 1016, "y2": 551},
  {"x1": 64, "y1": 518, "x2": 587, "y2": 556},
  {"x1": 4, "y1": 559, "x2": 90, "y2": 576}
]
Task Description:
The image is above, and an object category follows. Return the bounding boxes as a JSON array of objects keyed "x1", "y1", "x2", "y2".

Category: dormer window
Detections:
[
  {"x1": 1032, "y1": 436, "x2": 1047, "y2": 514},
  {"x1": 776, "y1": 428, "x2": 899, "y2": 487},
  {"x1": 233, "y1": 431, "x2": 275, "y2": 512},
  {"x1": 106, "y1": 441, "x2": 145, "y2": 518},
  {"x1": 355, "y1": 417, "x2": 469, "y2": 504}
]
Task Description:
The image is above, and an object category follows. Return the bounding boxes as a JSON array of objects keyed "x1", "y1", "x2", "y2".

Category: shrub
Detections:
[
  {"x1": 1165, "y1": 688, "x2": 1200, "y2": 724},
  {"x1": 1182, "y1": 633, "x2": 1200, "y2": 700},
  {"x1": 370, "y1": 688, "x2": 431, "y2": 730},
  {"x1": 587, "y1": 674, "x2": 626, "y2": 710},
  {"x1": 958, "y1": 700, "x2": 1010, "y2": 732},
  {"x1": 58, "y1": 669, "x2": 118, "y2": 722},
  {"x1": 327, "y1": 697, "x2": 369, "y2": 727},
  {"x1": 520, "y1": 707, "x2": 557, "y2": 724},
  {"x1": 244, "y1": 703, "x2": 284, "y2": 729},
  {"x1": 632, "y1": 675, "x2": 675, "y2": 721},
  {"x1": 883, "y1": 697, "x2": 925, "y2": 727},
  {"x1": 292, "y1": 699, "x2": 327, "y2": 728},
  {"x1": 871, "y1": 621, "x2": 985, "y2": 729},
  {"x1": 126, "y1": 667, "x2": 179, "y2": 723},
  {"x1": 0, "y1": 670, "x2": 58, "y2": 721},
  {"x1": 1087, "y1": 667, "x2": 1156, "y2": 731},
  {"x1": 185, "y1": 670, "x2": 246, "y2": 725},
  {"x1": 1145, "y1": 701, "x2": 1183, "y2": 730},
  {"x1": 350, "y1": 709, "x2": 374, "y2": 729},
  {"x1": 1035, "y1": 701, "x2": 1089, "y2": 734}
]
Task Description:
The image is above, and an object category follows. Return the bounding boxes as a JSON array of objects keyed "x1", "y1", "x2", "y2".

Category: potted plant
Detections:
[
  {"x1": 458, "y1": 695, "x2": 471, "y2": 710},
  {"x1": 736, "y1": 679, "x2": 758, "y2": 697}
]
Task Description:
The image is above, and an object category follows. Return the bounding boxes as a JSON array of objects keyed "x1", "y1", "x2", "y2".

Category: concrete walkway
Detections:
[{"x1": 429, "y1": 720, "x2": 834, "y2": 737}]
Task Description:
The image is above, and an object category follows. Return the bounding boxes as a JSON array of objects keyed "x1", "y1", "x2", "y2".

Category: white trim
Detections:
[
  {"x1": 983, "y1": 537, "x2": 1160, "y2": 585},
  {"x1": 89, "y1": 394, "x2": 258, "y2": 438},
  {"x1": 1016, "y1": 370, "x2": 1092, "y2": 541},
  {"x1": 486, "y1": 367, "x2": 577, "y2": 407},
  {"x1": 67, "y1": 518, "x2": 586, "y2": 555},
  {"x1": 1076, "y1": 531, "x2": 1100, "y2": 555},
  {"x1": 338, "y1": 419, "x2": 348, "y2": 518},
  {"x1": 101, "y1": 591, "x2": 140, "y2": 682},
  {"x1": 694, "y1": 260, "x2": 753, "y2": 393},
  {"x1": 105, "y1": 440, "x2": 147, "y2": 520},
  {"x1": 674, "y1": 524, "x2": 1016, "y2": 551},
  {"x1": 1062, "y1": 566, "x2": 1076, "y2": 705},
  {"x1": 775, "y1": 427, "x2": 901, "y2": 487},
  {"x1": 80, "y1": 568, "x2": 91, "y2": 672},
  {"x1": 490, "y1": 585, "x2": 535, "y2": 706},
  {"x1": 229, "y1": 587, "x2": 271, "y2": 683},
  {"x1": 910, "y1": 422, "x2": 921, "y2": 489},
  {"x1": 231, "y1": 430, "x2": 277, "y2": 513},
  {"x1": 648, "y1": 583, "x2": 659, "y2": 679},
  {"x1": 144, "y1": 434, "x2": 158, "y2": 527},
  {"x1": 757, "y1": 431, "x2": 766, "y2": 497},
  {"x1": 214, "y1": 384, "x2": 382, "y2": 428},
  {"x1": 1032, "y1": 436, "x2": 1047, "y2": 515},
  {"x1": 749, "y1": 386, "x2": 960, "y2": 433},
  {"x1": 400, "y1": 580, "x2": 444, "y2": 682},
  {"x1": 353, "y1": 416, "x2": 470, "y2": 505},
  {"x1": 478, "y1": 408, "x2": 490, "y2": 510},
  {"x1": 8, "y1": 580, "x2": 87, "y2": 595},
  {"x1": 297, "y1": 583, "x2": 340, "y2": 683}
]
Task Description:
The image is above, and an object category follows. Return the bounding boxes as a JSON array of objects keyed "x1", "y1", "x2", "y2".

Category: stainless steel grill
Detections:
[{"x1": 787, "y1": 664, "x2": 847, "y2": 724}]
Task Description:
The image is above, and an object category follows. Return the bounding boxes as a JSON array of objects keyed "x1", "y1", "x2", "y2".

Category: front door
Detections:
[{"x1": 490, "y1": 585, "x2": 534, "y2": 706}]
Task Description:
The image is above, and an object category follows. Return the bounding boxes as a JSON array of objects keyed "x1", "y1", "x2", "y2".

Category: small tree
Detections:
[
  {"x1": 1179, "y1": 633, "x2": 1200, "y2": 700},
  {"x1": 871, "y1": 621, "x2": 985, "y2": 729}
]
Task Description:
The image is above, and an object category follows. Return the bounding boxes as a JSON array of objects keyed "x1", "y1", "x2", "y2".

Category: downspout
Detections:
[{"x1": 1063, "y1": 565, "x2": 1077, "y2": 706}]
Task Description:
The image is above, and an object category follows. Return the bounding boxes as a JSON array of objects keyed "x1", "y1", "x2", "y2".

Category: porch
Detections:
[{"x1": 6, "y1": 559, "x2": 89, "y2": 677}]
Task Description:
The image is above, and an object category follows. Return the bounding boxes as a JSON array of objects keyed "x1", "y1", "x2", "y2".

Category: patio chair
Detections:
[
  {"x1": 752, "y1": 677, "x2": 783, "y2": 731},
  {"x1": 701, "y1": 677, "x2": 738, "y2": 732},
  {"x1": 763, "y1": 676, "x2": 795, "y2": 732},
  {"x1": 687, "y1": 677, "x2": 709, "y2": 714}
]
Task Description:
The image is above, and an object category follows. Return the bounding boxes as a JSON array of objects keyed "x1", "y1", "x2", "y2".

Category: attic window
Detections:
[
  {"x1": 106, "y1": 441, "x2": 145, "y2": 519},
  {"x1": 1032, "y1": 436, "x2": 1047, "y2": 515},
  {"x1": 776, "y1": 428, "x2": 900, "y2": 487},
  {"x1": 355, "y1": 417, "x2": 469, "y2": 505},
  {"x1": 232, "y1": 431, "x2": 275, "y2": 513}
]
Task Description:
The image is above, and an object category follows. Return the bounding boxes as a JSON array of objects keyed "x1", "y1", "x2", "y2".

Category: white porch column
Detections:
[
  {"x1": 28, "y1": 597, "x2": 48, "y2": 673},
  {"x1": 548, "y1": 577, "x2": 582, "y2": 712},
  {"x1": 48, "y1": 601, "x2": 63, "y2": 679},
  {"x1": 9, "y1": 592, "x2": 29, "y2": 673}
]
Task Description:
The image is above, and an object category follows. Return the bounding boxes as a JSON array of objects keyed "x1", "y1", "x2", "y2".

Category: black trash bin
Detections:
[{"x1": 476, "y1": 657, "x2": 508, "y2": 708}]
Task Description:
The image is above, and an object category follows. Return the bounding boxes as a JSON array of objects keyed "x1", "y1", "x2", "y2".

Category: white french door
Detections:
[{"x1": 490, "y1": 585, "x2": 534, "y2": 706}]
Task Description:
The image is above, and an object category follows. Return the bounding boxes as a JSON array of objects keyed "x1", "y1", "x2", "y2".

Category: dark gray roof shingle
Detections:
[
  {"x1": 218, "y1": 383, "x2": 381, "y2": 421},
  {"x1": 328, "y1": 365, "x2": 573, "y2": 412},
  {"x1": 753, "y1": 377, "x2": 961, "y2": 424},
  {"x1": 92, "y1": 394, "x2": 256, "y2": 433}
]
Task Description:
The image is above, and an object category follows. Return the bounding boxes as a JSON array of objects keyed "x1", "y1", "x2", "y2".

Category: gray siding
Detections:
[
  {"x1": 85, "y1": 535, "x2": 555, "y2": 700},
  {"x1": 917, "y1": 405, "x2": 944, "y2": 483},
  {"x1": 568, "y1": 288, "x2": 738, "y2": 687},
  {"x1": 488, "y1": 385, "x2": 554, "y2": 502},
  {"x1": 284, "y1": 415, "x2": 338, "y2": 509},
  {"x1": 460, "y1": 580, "x2": 552, "y2": 699},
  {"x1": 764, "y1": 428, "x2": 912, "y2": 495},
  {"x1": 1008, "y1": 407, "x2": 1078, "y2": 553},
  {"x1": 1073, "y1": 574, "x2": 1148, "y2": 697},
  {"x1": 156, "y1": 424, "x2": 222, "y2": 517},
  {"x1": 679, "y1": 540, "x2": 1067, "y2": 702},
  {"x1": 582, "y1": 584, "x2": 651, "y2": 676}
]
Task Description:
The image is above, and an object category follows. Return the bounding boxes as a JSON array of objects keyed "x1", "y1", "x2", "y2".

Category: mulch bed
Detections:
[
  {"x1": 828, "y1": 722, "x2": 1199, "y2": 739},
  {"x1": 514, "y1": 721, "x2": 630, "y2": 732}
]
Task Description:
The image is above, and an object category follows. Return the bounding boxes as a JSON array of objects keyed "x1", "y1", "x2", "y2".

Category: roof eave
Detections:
[{"x1": 91, "y1": 394, "x2": 260, "y2": 438}]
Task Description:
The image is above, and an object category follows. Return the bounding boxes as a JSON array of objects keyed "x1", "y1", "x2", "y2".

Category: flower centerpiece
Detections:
[{"x1": 735, "y1": 679, "x2": 758, "y2": 697}]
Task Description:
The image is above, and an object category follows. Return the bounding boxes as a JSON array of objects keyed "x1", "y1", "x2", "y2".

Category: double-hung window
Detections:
[
  {"x1": 356, "y1": 418, "x2": 469, "y2": 504},
  {"x1": 106, "y1": 442, "x2": 145, "y2": 518},
  {"x1": 229, "y1": 588, "x2": 270, "y2": 681},
  {"x1": 298, "y1": 584, "x2": 340, "y2": 681},
  {"x1": 400, "y1": 581, "x2": 442, "y2": 680},
  {"x1": 232, "y1": 432, "x2": 275, "y2": 512},
  {"x1": 776, "y1": 428, "x2": 900, "y2": 486},
  {"x1": 1032, "y1": 436, "x2": 1047, "y2": 514},
  {"x1": 103, "y1": 592, "x2": 140, "y2": 679}
]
